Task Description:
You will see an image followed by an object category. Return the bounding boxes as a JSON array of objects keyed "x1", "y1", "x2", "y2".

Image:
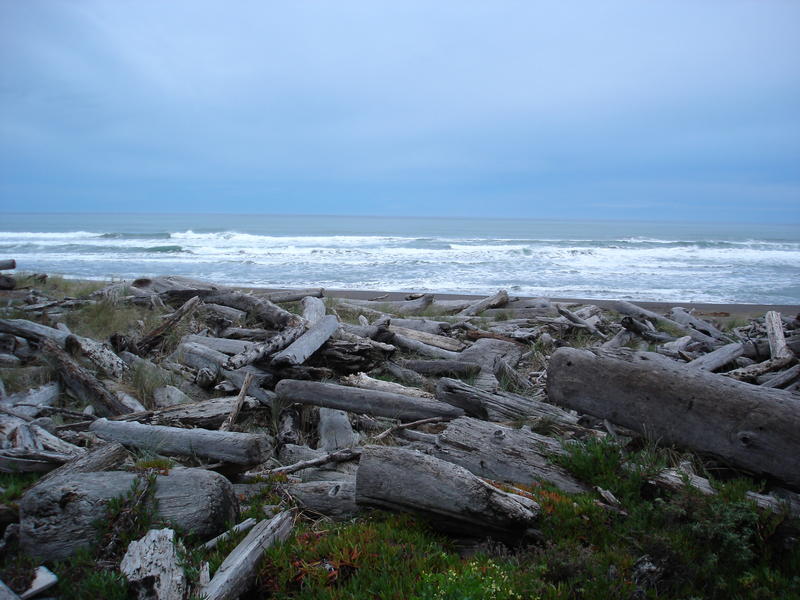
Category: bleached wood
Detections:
[
  {"x1": 318, "y1": 408, "x2": 358, "y2": 450},
  {"x1": 120, "y1": 528, "x2": 186, "y2": 600},
  {"x1": 276, "y1": 379, "x2": 464, "y2": 421},
  {"x1": 388, "y1": 325, "x2": 465, "y2": 351},
  {"x1": 117, "y1": 396, "x2": 260, "y2": 429},
  {"x1": 669, "y1": 307, "x2": 728, "y2": 340},
  {"x1": 225, "y1": 324, "x2": 306, "y2": 370},
  {"x1": 30, "y1": 441, "x2": 129, "y2": 491},
  {"x1": 271, "y1": 315, "x2": 339, "y2": 368},
  {"x1": 202, "y1": 518, "x2": 257, "y2": 550},
  {"x1": 355, "y1": 445, "x2": 538, "y2": 539},
  {"x1": 203, "y1": 291, "x2": 302, "y2": 329},
  {"x1": 201, "y1": 512, "x2": 294, "y2": 600},
  {"x1": 547, "y1": 347, "x2": 800, "y2": 488},
  {"x1": 392, "y1": 334, "x2": 460, "y2": 360},
  {"x1": 456, "y1": 290, "x2": 509, "y2": 317},
  {"x1": 556, "y1": 305, "x2": 607, "y2": 339},
  {"x1": 219, "y1": 372, "x2": 254, "y2": 432},
  {"x1": 687, "y1": 342, "x2": 744, "y2": 371},
  {"x1": 266, "y1": 288, "x2": 324, "y2": 303},
  {"x1": 373, "y1": 416, "x2": 444, "y2": 441},
  {"x1": 248, "y1": 447, "x2": 362, "y2": 478},
  {"x1": 181, "y1": 334, "x2": 255, "y2": 356},
  {"x1": 286, "y1": 480, "x2": 358, "y2": 520},
  {"x1": 0, "y1": 384, "x2": 60, "y2": 419},
  {"x1": 340, "y1": 372, "x2": 434, "y2": 398},
  {"x1": 300, "y1": 296, "x2": 326, "y2": 325},
  {"x1": 765, "y1": 311, "x2": 793, "y2": 360},
  {"x1": 90, "y1": 418, "x2": 272, "y2": 465}
]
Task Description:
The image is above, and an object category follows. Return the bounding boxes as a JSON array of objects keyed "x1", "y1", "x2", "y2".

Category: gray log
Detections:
[
  {"x1": 300, "y1": 296, "x2": 326, "y2": 325},
  {"x1": 0, "y1": 260, "x2": 15, "y2": 271},
  {"x1": 390, "y1": 318, "x2": 451, "y2": 335},
  {"x1": 318, "y1": 408, "x2": 358, "y2": 451},
  {"x1": 355, "y1": 445, "x2": 539, "y2": 539},
  {"x1": 428, "y1": 417, "x2": 587, "y2": 494},
  {"x1": 547, "y1": 347, "x2": 800, "y2": 488},
  {"x1": 181, "y1": 334, "x2": 255, "y2": 356},
  {"x1": 399, "y1": 359, "x2": 480, "y2": 378},
  {"x1": 388, "y1": 325, "x2": 465, "y2": 352},
  {"x1": 384, "y1": 361, "x2": 427, "y2": 387},
  {"x1": 457, "y1": 290, "x2": 509, "y2": 317},
  {"x1": 272, "y1": 315, "x2": 339, "y2": 368},
  {"x1": 0, "y1": 383, "x2": 60, "y2": 418},
  {"x1": 669, "y1": 307, "x2": 728, "y2": 340},
  {"x1": 266, "y1": 288, "x2": 324, "y2": 303},
  {"x1": 436, "y1": 378, "x2": 580, "y2": 424},
  {"x1": 203, "y1": 291, "x2": 301, "y2": 329},
  {"x1": 458, "y1": 338, "x2": 524, "y2": 391},
  {"x1": 170, "y1": 342, "x2": 228, "y2": 375},
  {"x1": 90, "y1": 418, "x2": 272, "y2": 465},
  {"x1": 392, "y1": 334, "x2": 460, "y2": 360},
  {"x1": 0, "y1": 319, "x2": 69, "y2": 346},
  {"x1": 20, "y1": 467, "x2": 237, "y2": 560},
  {"x1": 345, "y1": 294, "x2": 434, "y2": 315},
  {"x1": 203, "y1": 303, "x2": 247, "y2": 324},
  {"x1": 225, "y1": 324, "x2": 306, "y2": 370},
  {"x1": 606, "y1": 300, "x2": 717, "y2": 345},
  {"x1": 153, "y1": 385, "x2": 193, "y2": 408},
  {"x1": 137, "y1": 296, "x2": 200, "y2": 355},
  {"x1": 287, "y1": 480, "x2": 358, "y2": 520},
  {"x1": 766, "y1": 310, "x2": 794, "y2": 360},
  {"x1": 276, "y1": 380, "x2": 463, "y2": 421},
  {"x1": 30, "y1": 441, "x2": 129, "y2": 491},
  {"x1": 687, "y1": 342, "x2": 744, "y2": 371},
  {"x1": 117, "y1": 396, "x2": 260, "y2": 429},
  {"x1": 201, "y1": 512, "x2": 293, "y2": 600},
  {"x1": 761, "y1": 364, "x2": 800, "y2": 389}
]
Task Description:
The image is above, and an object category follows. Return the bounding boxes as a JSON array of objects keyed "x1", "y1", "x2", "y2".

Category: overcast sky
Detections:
[{"x1": 1, "y1": 1, "x2": 798, "y2": 222}]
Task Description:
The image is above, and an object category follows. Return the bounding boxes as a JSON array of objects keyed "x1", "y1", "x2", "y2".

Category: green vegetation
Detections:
[
  {"x1": 14, "y1": 273, "x2": 108, "y2": 299},
  {"x1": 0, "y1": 365, "x2": 56, "y2": 395},
  {"x1": 0, "y1": 472, "x2": 41, "y2": 504},
  {"x1": 64, "y1": 298, "x2": 164, "y2": 341}
]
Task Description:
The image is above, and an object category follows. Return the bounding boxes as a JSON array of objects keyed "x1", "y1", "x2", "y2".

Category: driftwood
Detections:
[
  {"x1": 219, "y1": 372, "x2": 254, "y2": 432},
  {"x1": 620, "y1": 317, "x2": 676, "y2": 343},
  {"x1": 388, "y1": 325, "x2": 465, "y2": 351},
  {"x1": 265, "y1": 288, "x2": 324, "y2": 303},
  {"x1": 201, "y1": 512, "x2": 294, "y2": 600},
  {"x1": 120, "y1": 528, "x2": 187, "y2": 600},
  {"x1": 341, "y1": 372, "x2": 434, "y2": 398},
  {"x1": 40, "y1": 339, "x2": 131, "y2": 416},
  {"x1": 275, "y1": 380, "x2": 464, "y2": 421},
  {"x1": 250, "y1": 447, "x2": 362, "y2": 478},
  {"x1": 90, "y1": 418, "x2": 272, "y2": 466},
  {"x1": 686, "y1": 342, "x2": 743, "y2": 371},
  {"x1": 608, "y1": 300, "x2": 718, "y2": 345},
  {"x1": 389, "y1": 317, "x2": 451, "y2": 335},
  {"x1": 0, "y1": 260, "x2": 15, "y2": 270},
  {"x1": 761, "y1": 364, "x2": 800, "y2": 389},
  {"x1": 547, "y1": 347, "x2": 800, "y2": 488},
  {"x1": 318, "y1": 407, "x2": 358, "y2": 450},
  {"x1": 399, "y1": 359, "x2": 480, "y2": 378},
  {"x1": 669, "y1": 307, "x2": 728, "y2": 340},
  {"x1": 0, "y1": 383, "x2": 60, "y2": 418},
  {"x1": 30, "y1": 441, "x2": 129, "y2": 491},
  {"x1": 271, "y1": 315, "x2": 338, "y2": 368},
  {"x1": 391, "y1": 334, "x2": 460, "y2": 360},
  {"x1": 181, "y1": 334, "x2": 254, "y2": 356},
  {"x1": 557, "y1": 305, "x2": 607, "y2": 339},
  {"x1": 426, "y1": 417, "x2": 588, "y2": 493},
  {"x1": 355, "y1": 445, "x2": 539, "y2": 539},
  {"x1": 137, "y1": 295, "x2": 200, "y2": 355},
  {"x1": 286, "y1": 480, "x2": 358, "y2": 520},
  {"x1": 300, "y1": 296, "x2": 326, "y2": 325},
  {"x1": 202, "y1": 291, "x2": 302, "y2": 330},
  {"x1": 225, "y1": 324, "x2": 306, "y2": 370},
  {"x1": 765, "y1": 310, "x2": 794, "y2": 360},
  {"x1": 457, "y1": 290, "x2": 509, "y2": 317},
  {"x1": 345, "y1": 294, "x2": 434, "y2": 315},
  {"x1": 115, "y1": 396, "x2": 260, "y2": 429},
  {"x1": 373, "y1": 416, "x2": 445, "y2": 441},
  {"x1": 202, "y1": 518, "x2": 257, "y2": 550},
  {"x1": 20, "y1": 468, "x2": 237, "y2": 560}
]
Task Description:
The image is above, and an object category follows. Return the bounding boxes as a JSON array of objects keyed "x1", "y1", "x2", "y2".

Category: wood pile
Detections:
[{"x1": 1, "y1": 269, "x2": 798, "y2": 597}]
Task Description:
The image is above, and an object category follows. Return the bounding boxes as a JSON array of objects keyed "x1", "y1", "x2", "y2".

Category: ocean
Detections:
[{"x1": 1, "y1": 213, "x2": 798, "y2": 305}]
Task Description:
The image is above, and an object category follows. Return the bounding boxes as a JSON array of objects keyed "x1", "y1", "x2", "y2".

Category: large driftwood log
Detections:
[
  {"x1": 457, "y1": 290, "x2": 509, "y2": 317},
  {"x1": 387, "y1": 325, "x2": 465, "y2": 352},
  {"x1": 90, "y1": 418, "x2": 272, "y2": 465},
  {"x1": 669, "y1": 307, "x2": 728, "y2": 341},
  {"x1": 547, "y1": 347, "x2": 800, "y2": 488},
  {"x1": 686, "y1": 342, "x2": 744, "y2": 371},
  {"x1": 136, "y1": 296, "x2": 200, "y2": 355},
  {"x1": 607, "y1": 301, "x2": 717, "y2": 345},
  {"x1": 427, "y1": 417, "x2": 588, "y2": 493},
  {"x1": 40, "y1": 339, "x2": 131, "y2": 416},
  {"x1": 355, "y1": 445, "x2": 539, "y2": 539},
  {"x1": 266, "y1": 288, "x2": 324, "y2": 303},
  {"x1": 0, "y1": 383, "x2": 60, "y2": 418},
  {"x1": 341, "y1": 372, "x2": 434, "y2": 398},
  {"x1": 0, "y1": 260, "x2": 15, "y2": 270},
  {"x1": 286, "y1": 480, "x2": 358, "y2": 520},
  {"x1": 275, "y1": 380, "x2": 463, "y2": 421},
  {"x1": 556, "y1": 305, "x2": 606, "y2": 339},
  {"x1": 271, "y1": 315, "x2": 339, "y2": 368},
  {"x1": 300, "y1": 296, "x2": 326, "y2": 325},
  {"x1": 203, "y1": 291, "x2": 302, "y2": 330},
  {"x1": 399, "y1": 359, "x2": 480, "y2": 378},
  {"x1": 344, "y1": 294, "x2": 434, "y2": 315},
  {"x1": 20, "y1": 467, "x2": 237, "y2": 560},
  {"x1": 436, "y1": 378, "x2": 580, "y2": 425},
  {"x1": 389, "y1": 318, "x2": 451, "y2": 335},
  {"x1": 201, "y1": 512, "x2": 293, "y2": 600},
  {"x1": 458, "y1": 338, "x2": 524, "y2": 390},
  {"x1": 181, "y1": 334, "x2": 254, "y2": 356},
  {"x1": 391, "y1": 334, "x2": 460, "y2": 360},
  {"x1": 318, "y1": 408, "x2": 358, "y2": 450},
  {"x1": 30, "y1": 442, "x2": 129, "y2": 491}
]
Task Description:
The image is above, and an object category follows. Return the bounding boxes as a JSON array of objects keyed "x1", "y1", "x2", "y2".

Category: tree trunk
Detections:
[
  {"x1": 355, "y1": 445, "x2": 539, "y2": 539},
  {"x1": 90, "y1": 418, "x2": 272, "y2": 465},
  {"x1": 275, "y1": 380, "x2": 464, "y2": 421},
  {"x1": 456, "y1": 290, "x2": 509, "y2": 317},
  {"x1": 300, "y1": 296, "x2": 326, "y2": 325},
  {"x1": 286, "y1": 480, "x2": 359, "y2": 520},
  {"x1": 547, "y1": 347, "x2": 800, "y2": 488},
  {"x1": 686, "y1": 342, "x2": 744, "y2": 371},
  {"x1": 271, "y1": 315, "x2": 339, "y2": 368},
  {"x1": 202, "y1": 291, "x2": 302, "y2": 330},
  {"x1": 0, "y1": 260, "x2": 16, "y2": 270},
  {"x1": 388, "y1": 325, "x2": 465, "y2": 351},
  {"x1": 225, "y1": 325, "x2": 306, "y2": 370},
  {"x1": 391, "y1": 334, "x2": 460, "y2": 360}
]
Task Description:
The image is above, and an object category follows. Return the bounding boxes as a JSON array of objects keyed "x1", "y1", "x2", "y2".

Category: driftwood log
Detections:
[
  {"x1": 355, "y1": 445, "x2": 539, "y2": 539},
  {"x1": 547, "y1": 347, "x2": 800, "y2": 488},
  {"x1": 120, "y1": 528, "x2": 187, "y2": 600}
]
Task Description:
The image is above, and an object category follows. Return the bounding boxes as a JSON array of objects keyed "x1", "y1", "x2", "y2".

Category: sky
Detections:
[{"x1": 0, "y1": 1, "x2": 799, "y2": 222}]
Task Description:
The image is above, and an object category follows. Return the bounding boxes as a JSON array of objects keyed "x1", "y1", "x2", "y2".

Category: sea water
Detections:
[{"x1": 1, "y1": 213, "x2": 798, "y2": 304}]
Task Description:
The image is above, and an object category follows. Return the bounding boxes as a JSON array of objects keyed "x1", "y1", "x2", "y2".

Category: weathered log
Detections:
[
  {"x1": 120, "y1": 528, "x2": 187, "y2": 600},
  {"x1": 399, "y1": 359, "x2": 480, "y2": 378},
  {"x1": 40, "y1": 339, "x2": 131, "y2": 417},
  {"x1": 30, "y1": 441, "x2": 129, "y2": 491},
  {"x1": 0, "y1": 579, "x2": 19, "y2": 599},
  {"x1": 181, "y1": 334, "x2": 255, "y2": 356},
  {"x1": 272, "y1": 315, "x2": 339, "y2": 368},
  {"x1": 274, "y1": 444, "x2": 358, "y2": 482},
  {"x1": 669, "y1": 307, "x2": 728, "y2": 340},
  {"x1": 0, "y1": 319, "x2": 69, "y2": 346},
  {"x1": 547, "y1": 347, "x2": 800, "y2": 488},
  {"x1": 136, "y1": 295, "x2": 200, "y2": 355},
  {"x1": 219, "y1": 327, "x2": 274, "y2": 341},
  {"x1": 557, "y1": 305, "x2": 606, "y2": 339},
  {"x1": 201, "y1": 512, "x2": 293, "y2": 600},
  {"x1": 0, "y1": 383, "x2": 60, "y2": 419},
  {"x1": 373, "y1": 416, "x2": 444, "y2": 441},
  {"x1": 300, "y1": 296, "x2": 326, "y2": 325},
  {"x1": 436, "y1": 378, "x2": 579, "y2": 425},
  {"x1": 0, "y1": 276, "x2": 14, "y2": 291},
  {"x1": 355, "y1": 445, "x2": 539, "y2": 539},
  {"x1": 725, "y1": 355, "x2": 797, "y2": 381},
  {"x1": 286, "y1": 480, "x2": 359, "y2": 520},
  {"x1": 0, "y1": 449, "x2": 75, "y2": 473},
  {"x1": 687, "y1": 342, "x2": 744, "y2": 371},
  {"x1": 458, "y1": 338, "x2": 524, "y2": 391},
  {"x1": 170, "y1": 341, "x2": 228, "y2": 375},
  {"x1": 20, "y1": 467, "x2": 237, "y2": 560},
  {"x1": 345, "y1": 294, "x2": 434, "y2": 315},
  {"x1": 266, "y1": 288, "x2": 324, "y2": 303},
  {"x1": 761, "y1": 364, "x2": 800, "y2": 389},
  {"x1": 620, "y1": 316, "x2": 676, "y2": 343},
  {"x1": 276, "y1": 380, "x2": 463, "y2": 421},
  {"x1": 0, "y1": 260, "x2": 15, "y2": 271},
  {"x1": 203, "y1": 291, "x2": 302, "y2": 329},
  {"x1": 219, "y1": 372, "x2": 254, "y2": 432},
  {"x1": 250, "y1": 447, "x2": 362, "y2": 479},
  {"x1": 383, "y1": 361, "x2": 427, "y2": 387},
  {"x1": 18, "y1": 566, "x2": 57, "y2": 600},
  {"x1": 765, "y1": 310, "x2": 794, "y2": 360},
  {"x1": 90, "y1": 418, "x2": 272, "y2": 465},
  {"x1": 607, "y1": 300, "x2": 717, "y2": 345},
  {"x1": 203, "y1": 303, "x2": 247, "y2": 324},
  {"x1": 389, "y1": 318, "x2": 451, "y2": 335},
  {"x1": 318, "y1": 408, "x2": 358, "y2": 450},
  {"x1": 153, "y1": 385, "x2": 193, "y2": 408},
  {"x1": 388, "y1": 325, "x2": 465, "y2": 351},
  {"x1": 202, "y1": 518, "x2": 257, "y2": 550},
  {"x1": 392, "y1": 334, "x2": 460, "y2": 360},
  {"x1": 225, "y1": 324, "x2": 306, "y2": 370},
  {"x1": 427, "y1": 417, "x2": 587, "y2": 493},
  {"x1": 308, "y1": 337, "x2": 393, "y2": 374},
  {"x1": 457, "y1": 290, "x2": 509, "y2": 317},
  {"x1": 340, "y1": 372, "x2": 434, "y2": 398}
]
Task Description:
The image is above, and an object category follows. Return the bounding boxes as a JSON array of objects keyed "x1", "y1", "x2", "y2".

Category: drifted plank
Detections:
[
  {"x1": 547, "y1": 347, "x2": 800, "y2": 488},
  {"x1": 90, "y1": 418, "x2": 272, "y2": 465},
  {"x1": 355, "y1": 445, "x2": 538, "y2": 539},
  {"x1": 276, "y1": 380, "x2": 463, "y2": 421}
]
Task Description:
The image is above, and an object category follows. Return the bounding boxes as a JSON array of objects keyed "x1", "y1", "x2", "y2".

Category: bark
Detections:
[
  {"x1": 276, "y1": 380, "x2": 464, "y2": 421},
  {"x1": 201, "y1": 512, "x2": 293, "y2": 600},
  {"x1": 547, "y1": 347, "x2": 800, "y2": 488},
  {"x1": 427, "y1": 417, "x2": 588, "y2": 494},
  {"x1": 355, "y1": 445, "x2": 539, "y2": 539},
  {"x1": 40, "y1": 339, "x2": 131, "y2": 417},
  {"x1": 20, "y1": 467, "x2": 237, "y2": 561},
  {"x1": 90, "y1": 418, "x2": 272, "y2": 465},
  {"x1": 271, "y1": 315, "x2": 339, "y2": 368}
]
